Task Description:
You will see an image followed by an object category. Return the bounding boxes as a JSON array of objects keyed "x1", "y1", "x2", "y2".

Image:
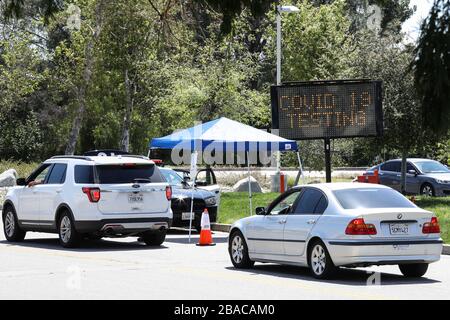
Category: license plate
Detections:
[
  {"x1": 182, "y1": 212, "x2": 195, "y2": 220},
  {"x1": 128, "y1": 194, "x2": 144, "y2": 203},
  {"x1": 389, "y1": 223, "x2": 409, "y2": 235}
]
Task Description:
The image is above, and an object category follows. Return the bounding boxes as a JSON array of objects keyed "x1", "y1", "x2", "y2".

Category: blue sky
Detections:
[{"x1": 402, "y1": 0, "x2": 434, "y2": 42}]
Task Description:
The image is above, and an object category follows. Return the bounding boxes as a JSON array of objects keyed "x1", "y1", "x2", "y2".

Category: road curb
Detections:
[
  {"x1": 211, "y1": 223, "x2": 450, "y2": 255},
  {"x1": 443, "y1": 244, "x2": 450, "y2": 255},
  {"x1": 211, "y1": 223, "x2": 231, "y2": 233}
]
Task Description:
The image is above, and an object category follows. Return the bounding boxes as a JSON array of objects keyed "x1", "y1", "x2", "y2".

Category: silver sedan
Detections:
[{"x1": 228, "y1": 183, "x2": 442, "y2": 279}]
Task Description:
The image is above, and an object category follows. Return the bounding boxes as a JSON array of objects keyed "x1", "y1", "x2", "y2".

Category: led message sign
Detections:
[{"x1": 271, "y1": 80, "x2": 383, "y2": 140}]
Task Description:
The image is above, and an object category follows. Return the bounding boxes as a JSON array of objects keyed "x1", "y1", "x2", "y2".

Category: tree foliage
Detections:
[{"x1": 413, "y1": 0, "x2": 450, "y2": 135}]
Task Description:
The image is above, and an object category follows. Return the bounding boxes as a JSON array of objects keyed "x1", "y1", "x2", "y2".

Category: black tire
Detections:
[
  {"x1": 141, "y1": 229, "x2": 167, "y2": 246},
  {"x1": 399, "y1": 263, "x2": 429, "y2": 278},
  {"x1": 307, "y1": 239, "x2": 337, "y2": 279},
  {"x1": 420, "y1": 183, "x2": 435, "y2": 197},
  {"x1": 58, "y1": 211, "x2": 81, "y2": 248},
  {"x1": 228, "y1": 230, "x2": 254, "y2": 269},
  {"x1": 2, "y1": 206, "x2": 26, "y2": 242}
]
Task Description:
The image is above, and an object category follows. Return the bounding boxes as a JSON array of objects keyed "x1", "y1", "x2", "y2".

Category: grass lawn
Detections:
[{"x1": 218, "y1": 192, "x2": 449, "y2": 243}]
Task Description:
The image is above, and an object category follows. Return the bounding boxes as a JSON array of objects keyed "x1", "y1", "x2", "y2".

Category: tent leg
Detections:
[
  {"x1": 294, "y1": 152, "x2": 305, "y2": 186},
  {"x1": 188, "y1": 151, "x2": 197, "y2": 243},
  {"x1": 247, "y1": 151, "x2": 252, "y2": 216}
]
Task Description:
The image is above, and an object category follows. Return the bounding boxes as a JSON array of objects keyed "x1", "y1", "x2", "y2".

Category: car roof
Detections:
[
  {"x1": 385, "y1": 158, "x2": 436, "y2": 163},
  {"x1": 293, "y1": 182, "x2": 391, "y2": 191},
  {"x1": 47, "y1": 155, "x2": 154, "y2": 165}
]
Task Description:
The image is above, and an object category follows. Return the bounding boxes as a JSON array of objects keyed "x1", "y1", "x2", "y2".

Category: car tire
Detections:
[
  {"x1": 228, "y1": 230, "x2": 254, "y2": 269},
  {"x1": 141, "y1": 229, "x2": 166, "y2": 246},
  {"x1": 399, "y1": 263, "x2": 429, "y2": 278},
  {"x1": 58, "y1": 211, "x2": 81, "y2": 248},
  {"x1": 420, "y1": 183, "x2": 435, "y2": 197},
  {"x1": 2, "y1": 206, "x2": 26, "y2": 242},
  {"x1": 307, "y1": 240, "x2": 337, "y2": 279}
]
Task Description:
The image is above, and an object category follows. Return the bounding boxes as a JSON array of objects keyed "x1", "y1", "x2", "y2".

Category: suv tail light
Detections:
[
  {"x1": 165, "y1": 186, "x2": 172, "y2": 201},
  {"x1": 345, "y1": 218, "x2": 377, "y2": 235},
  {"x1": 422, "y1": 217, "x2": 440, "y2": 234},
  {"x1": 82, "y1": 187, "x2": 101, "y2": 203}
]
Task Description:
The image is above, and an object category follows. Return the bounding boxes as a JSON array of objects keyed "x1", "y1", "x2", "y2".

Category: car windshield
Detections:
[
  {"x1": 160, "y1": 169, "x2": 184, "y2": 186},
  {"x1": 333, "y1": 188, "x2": 416, "y2": 209},
  {"x1": 413, "y1": 161, "x2": 449, "y2": 174},
  {"x1": 96, "y1": 164, "x2": 164, "y2": 184}
]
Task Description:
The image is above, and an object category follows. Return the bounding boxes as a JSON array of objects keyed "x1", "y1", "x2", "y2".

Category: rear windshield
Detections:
[
  {"x1": 333, "y1": 188, "x2": 416, "y2": 209},
  {"x1": 96, "y1": 164, "x2": 164, "y2": 184}
]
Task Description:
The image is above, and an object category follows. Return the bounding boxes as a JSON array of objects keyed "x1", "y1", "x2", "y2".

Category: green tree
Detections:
[{"x1": 413, "y1": 0, "x2": 450, "y2": 136}]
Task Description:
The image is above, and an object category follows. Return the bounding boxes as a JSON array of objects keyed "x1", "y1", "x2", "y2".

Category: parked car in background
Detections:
[
  {"x1": 174, "y1": 167, "x2": 221, "y2": 206},
  {"x1": 228, "y1": 183, "x2": 442, "y2": 279},
  {"x1": 2, "y1": 155, "x2": 172, "y2": 248},
  {"x1": 363, "y1": 158, "x2": 450, "y2": 196},
  {"x1": 159, "y1": 167, "x2": 218, "y2": 232}
]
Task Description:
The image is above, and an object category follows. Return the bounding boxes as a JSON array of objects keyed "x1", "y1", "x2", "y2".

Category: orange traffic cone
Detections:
[{"x1": 196, "y1": 208, "x2": 216, "y2": 246}]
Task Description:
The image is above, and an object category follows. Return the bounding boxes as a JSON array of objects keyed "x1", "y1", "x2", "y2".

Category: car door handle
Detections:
[
  {"x1": 278, "y1": 219, "x2": 287, "y2": 224},
  {"x1": 56, "y1": 189, "x2": 62, "y2": 193},
  {"x1": 307, "y1": 219, "x2": 316, "y2": 225}
]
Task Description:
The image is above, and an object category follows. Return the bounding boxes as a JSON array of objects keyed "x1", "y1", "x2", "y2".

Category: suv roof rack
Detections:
[
  {"x1": 51, "y1": 155, "x2": 93, "y2": 161},
  {"x1": 120, "y1": 154, "x2": 150, "y2": 160},
  {"x1": 83, "y1": 149, "x2": 130, "y2": 156}
]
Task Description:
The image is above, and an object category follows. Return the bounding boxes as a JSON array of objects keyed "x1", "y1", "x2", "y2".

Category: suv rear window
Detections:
[
  {"x1": 75, "y1": 165, "x2": 95, "y2": 184},
  {"x1": 96, "y1": 164, "x2": 164, "y2": 184},
  {"x1": 333, "y1": 188, "x2": 416, "y2": 209}
]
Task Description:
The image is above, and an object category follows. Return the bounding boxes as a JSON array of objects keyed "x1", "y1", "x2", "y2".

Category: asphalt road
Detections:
[{"x1": 1, "y1": 218, "x2": 449, "y2": 300}]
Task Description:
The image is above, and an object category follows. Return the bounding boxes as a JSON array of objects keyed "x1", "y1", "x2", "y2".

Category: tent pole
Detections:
[
  {"x1": 294, "y1": 151, "x2": 305, "y2": 186},
  {"x1": 188, "y1": 151, "x2": 197, "y2": 243},
  {"x1": 247, "y1": 151, "x2": 252, "y2": 216}
]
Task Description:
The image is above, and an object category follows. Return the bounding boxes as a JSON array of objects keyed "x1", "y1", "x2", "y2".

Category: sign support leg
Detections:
[{"x1": 324, "y1": 138, "x2": 331, "y2": 183}]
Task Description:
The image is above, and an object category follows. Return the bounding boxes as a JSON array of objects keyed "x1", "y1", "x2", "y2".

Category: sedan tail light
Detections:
[
  {"x1": 422, "y1": 217, "x2": 440, "y2": 234},
  {"x1": 82, "y1": 187, "x2": 101, "y2": 203},
  {"x1": 345, "y1": 218, "x2": 377, "y2": 235},
  {"x1": 165, "y1": 186, "x2": 172, "y2": 201}
]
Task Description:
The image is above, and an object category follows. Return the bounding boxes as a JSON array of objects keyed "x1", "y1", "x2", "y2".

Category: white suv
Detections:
[{"x1": 2, "y1": 155, "x2": 173, "y2": 248}]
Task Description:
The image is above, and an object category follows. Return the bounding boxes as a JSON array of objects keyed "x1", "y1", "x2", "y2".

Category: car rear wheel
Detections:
[
  {"x1": 308, "y1": 240, "x2": 337, "y2": 279},
  {"x1": 3, "y1": 207, "x2": 26, "y2": 242},
  {"x1": 399, "y1": 263, "x2": 429, "y2": 278},
  {"x1": 58, "y1": 212, "x2": 81, "y2": 248},
  {"x1": 228, "y1": 230, "x2": 254, "y2": 269},
  {"x1": 420, "y1": 183, "x2": 435, "y2": 197},
  {"x1": 141, "y1": 229, "x2": 166, "y2": 246}
]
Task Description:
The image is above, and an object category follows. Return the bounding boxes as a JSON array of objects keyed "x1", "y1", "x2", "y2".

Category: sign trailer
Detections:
[{"x1": 271, "y1": 79, "x2": 383, "y2": 182}]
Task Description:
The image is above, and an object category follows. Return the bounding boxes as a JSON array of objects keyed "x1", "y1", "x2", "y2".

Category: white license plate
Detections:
[
  {"x1": 389, "y1": 223, "x2": 409, "y2": 235},
  {"x1": 182, "y1": 212, "x2": 195, "y2": 220},
  {"x1": 128, "y1": 194, "x2": 144, "y2": 203}
]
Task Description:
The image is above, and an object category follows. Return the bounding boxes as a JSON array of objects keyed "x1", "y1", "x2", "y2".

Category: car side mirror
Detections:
[
  {"x1": 16, "y1": 178, "x2": 27, "y2": 186},
  {"x1": 255, "y1": 207, "x2": 266, "y2": 215},
  {"x1": 408, "y1": 170, "x2": 418, "y2": 176}
]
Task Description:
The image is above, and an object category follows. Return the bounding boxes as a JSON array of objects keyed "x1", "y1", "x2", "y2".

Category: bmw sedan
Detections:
[{"x1": 228, "y1": 183, "x2": 442, "y2": 279}]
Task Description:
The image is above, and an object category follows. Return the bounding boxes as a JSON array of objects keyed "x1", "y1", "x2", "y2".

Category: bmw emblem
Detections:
[{"x1": 397, "y1": 214, "x2": 403, "y2": 219}]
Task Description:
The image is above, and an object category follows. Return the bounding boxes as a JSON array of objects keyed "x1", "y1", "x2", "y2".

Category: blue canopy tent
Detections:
[
  {"x1": 149, "y1": 117, "x2": 301, "y2": 227},
  {"x1": 150, "y1": 117, "x2": 297, "y2": 153}
]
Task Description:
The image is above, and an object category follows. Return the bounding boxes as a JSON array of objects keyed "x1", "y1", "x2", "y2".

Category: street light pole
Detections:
[
  {"x1": 276, "y1": 8, "x2": 282, "y2": 87},
  {"x1": 275, "y1": 5, "x2": 299, "y2": 177},
  {"x1": 275, "y1": 7, "x2": 282, "y2": 174}
]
